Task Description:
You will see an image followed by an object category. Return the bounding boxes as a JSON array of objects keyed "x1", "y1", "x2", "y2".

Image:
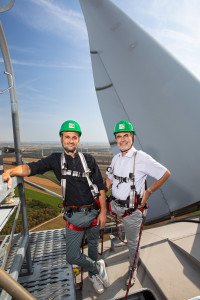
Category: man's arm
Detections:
[
  {"x1": 2, "y1": 165, "x2": 31, "y2": 189},
  {"x1": 140, "y1": 169, "x2": 171, "y2": 207},
  {"x1": 105, "y1": 177, "x2": 113, "y2": 193},
  {"x1": 97, "y1": 189, "x2": 107, "y2": 229}
]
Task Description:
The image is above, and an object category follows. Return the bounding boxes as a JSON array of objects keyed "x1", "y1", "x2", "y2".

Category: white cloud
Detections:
[
  {"x1": 9, "y1": 45, "x2": 35, "y2": 54},
  {"x1": 14, "y1": 0, "x2": 87, "y2": 42},
  {"x1": 10, "y1": 58, "x2": 89, "y2": 69},
  {"x1": 160, "y1": 29, "x2": 192, "y2": 43}
]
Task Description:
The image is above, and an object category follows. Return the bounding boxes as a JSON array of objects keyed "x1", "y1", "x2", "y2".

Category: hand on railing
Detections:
[{"x1": 2, "y1": 171, "x2": 13, "y2": 189}]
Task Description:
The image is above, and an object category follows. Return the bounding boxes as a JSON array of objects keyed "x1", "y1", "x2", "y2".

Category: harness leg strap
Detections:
[{"x1": 66, "y1": 217, "x2": 98, "y2": 231}]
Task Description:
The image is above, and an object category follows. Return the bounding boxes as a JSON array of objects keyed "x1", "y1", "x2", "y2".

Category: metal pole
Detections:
[
  {"x1": 0, "y1": 149, "x2": 4, "y2": 175},
  {"x1": 0, "y1": 0, "x2": 15, "y2": 13},
  {"x1": 24, "y1": 179, "x2": 62, "y2": 199},
  {"x1": 0, "y1": 267, "x2": 36, "y2": 300},
  {"x1": 0, "y1": 235, "x2": 29, "y2": 300},
  {"x1": 0, "y1": 21, "x2": 32, "y2": 273}
]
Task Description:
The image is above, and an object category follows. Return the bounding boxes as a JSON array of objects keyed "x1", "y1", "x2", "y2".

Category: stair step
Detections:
[
  {"x1": 110, "y1": 234, "x2": 127, "y2": 252},
  {"x1": 169, "y1": 233, "x2": 200, "y2": 267},
  {"x1": 140, "y1": 229, "x2": 200, "y2": 300}
]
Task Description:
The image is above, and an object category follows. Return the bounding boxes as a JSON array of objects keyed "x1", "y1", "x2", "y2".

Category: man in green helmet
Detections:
[
  {"x1": 3, "y1": 120, "x2": 110, "y2": 294},
  {"x1": 105, "y1": 120, "x2": 171, "y2": 286}
]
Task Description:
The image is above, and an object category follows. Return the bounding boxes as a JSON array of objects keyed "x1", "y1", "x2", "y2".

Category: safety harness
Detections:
[
  {"x1": 61, "y1": 152, "x2": 100, "y2": 202},
  {"x1": 107, "y1": 150, "x2": 146, "y2": 217},
  {"x1": 61, "y1": 152, "x2": 100, "y2": 230}
]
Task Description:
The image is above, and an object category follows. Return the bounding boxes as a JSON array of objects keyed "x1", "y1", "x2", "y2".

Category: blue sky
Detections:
[{"x1": 0, "y1": 0, "x2": 200, "y2": 144}]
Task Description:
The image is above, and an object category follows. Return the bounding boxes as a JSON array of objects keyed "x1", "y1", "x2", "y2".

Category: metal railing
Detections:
[
  {"x1": 0, "y1": 19, "x2": 32, "y2": 300},
  {"x1": 0, "y1": 267, "x2": 36, "y2": 300}
]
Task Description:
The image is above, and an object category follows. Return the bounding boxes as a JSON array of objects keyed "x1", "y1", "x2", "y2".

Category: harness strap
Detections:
[
  {"x1": 62, "y1": 170, "x2": 88, "y2": 177},
  {"x1": 122, "y1": 209, "x2": 135, "y2": 218},
  {"x1": 66, "y1": 217, "x2": 98, "y2": 231},
  {"x1": 61, "y1": 152, "x2": 66, "y2": 201},
  {"x1": 129, "y1": 151, "x2": 137, "y2": 208},
  {"x1": 108, "y1": 198, "x2": 146, "y2": 218},
  {"x1": 94, "y1": 197, "x2": 100, "y2": 209},
  {"x1": 114, "y1": 174, "x2": 129, "y2": 183},
  {"x1": 78, "y1": 152, "x2": 99, "y2": 199},
  {"x1": 110, "y1": 150, "x2": 146, "y2": 210},
  {"x1": 61, "y1": 152, "x2": 100, "y2": 203}
]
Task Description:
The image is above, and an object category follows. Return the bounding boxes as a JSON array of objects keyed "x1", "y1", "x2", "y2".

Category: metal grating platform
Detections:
[{"x1": 18, "y1": 229, "x2": 75, "y2": 300}]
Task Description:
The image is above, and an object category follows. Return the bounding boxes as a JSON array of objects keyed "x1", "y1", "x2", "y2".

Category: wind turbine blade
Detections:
[{"x1": 79, "y1": 0, "x2": 200, "y2": 223}]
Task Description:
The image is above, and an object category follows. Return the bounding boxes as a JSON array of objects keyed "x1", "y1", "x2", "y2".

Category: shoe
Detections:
[
  {"x1": 88, "y1": 274, "x2": 104, "y2": 294},
  {"x1": 98, "y1": 259, "x2": 110, "y2": 287},
  {"x1": 125, "y1": 267, "x2": 137, "y2": 286}
]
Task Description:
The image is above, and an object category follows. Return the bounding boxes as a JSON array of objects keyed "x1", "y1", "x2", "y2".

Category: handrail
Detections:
[
  {"x1": 24, "y1": 179, "x2": 62, "y2": 199},
  {"x1": 0, "y1": 0, "x2": 15, "y2": 13},
  {"x1": 0, "y1": 72, "x2": 13, "y2": 94},
  {"x1": 0, "y1": 21, "x2": 32, "y2": 276},
  {"x1": 0, "y1": 267, "x2": 36, "y2": 300}
]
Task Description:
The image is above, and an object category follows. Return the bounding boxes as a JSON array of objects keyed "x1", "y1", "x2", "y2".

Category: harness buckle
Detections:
[
  {"x1": 114, "y1": 200, "x2": 121, "y2": 207},
  {"x1": 64, "y1": 207, "x2": 73, "y2": 218},
  {"x1": 130, "y1": 184, "x2": 135, "y2": 190},
  {"x1": 107, "y1": 167, "x2": 113, "y2": 173},
  {"x1": 123, "y1": 177, "x2": 129, "y2": 183}
]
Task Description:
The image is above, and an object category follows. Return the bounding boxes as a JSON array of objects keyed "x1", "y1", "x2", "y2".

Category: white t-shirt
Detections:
[{"x1": 106, "y1": 146, "x2": 167, "y2": 200}]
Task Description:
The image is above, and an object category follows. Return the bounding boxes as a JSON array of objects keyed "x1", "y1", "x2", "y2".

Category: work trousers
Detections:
[
  {"x1": 65, "y1": 209, "x2": 100, "y2": 275},
  {"x1": 111, "y1": 201, "x2": 143, "y2": 268}
]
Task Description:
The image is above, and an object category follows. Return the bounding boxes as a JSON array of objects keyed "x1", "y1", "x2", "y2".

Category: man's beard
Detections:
[
  {"x1": 65, "y1": 147, "x2": 77, "y2": 153},
  {"x1": 119, "y1": 143, "x2": 132, "y2": 153},
  {"x1": 62, "y1": 143, "x2": 77, "y2": 154}
]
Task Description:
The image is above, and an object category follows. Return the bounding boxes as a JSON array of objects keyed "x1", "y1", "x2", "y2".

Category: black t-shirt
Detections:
[{"x1": 28, "y1": 152, "x2": 104, "y2": 206}]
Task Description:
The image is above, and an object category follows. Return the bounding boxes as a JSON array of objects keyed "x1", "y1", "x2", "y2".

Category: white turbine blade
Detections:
[{"x1": 79, "y1": 0, "x2": 200, "y2": 222}]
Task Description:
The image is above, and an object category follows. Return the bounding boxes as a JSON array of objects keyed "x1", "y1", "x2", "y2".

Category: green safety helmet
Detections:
[
  {"x1": 113, "y1": 120, "x2": 135, "y2": 135},
  {"x1": 59, "y1": 120, "x2": 82, "y2": 137}
]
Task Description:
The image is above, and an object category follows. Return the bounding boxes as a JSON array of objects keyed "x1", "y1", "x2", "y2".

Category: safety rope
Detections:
[
  {"x1": 124, "y1": 207, "x2": 148, "y2": 300},
  {"x1": 98, "y1": 229, "x2": 104, "y2": 255}
]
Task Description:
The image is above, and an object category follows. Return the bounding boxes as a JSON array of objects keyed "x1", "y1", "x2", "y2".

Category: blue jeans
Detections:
[{"x1": 65, "y1": 209, "x2": 100, "y2": 274}]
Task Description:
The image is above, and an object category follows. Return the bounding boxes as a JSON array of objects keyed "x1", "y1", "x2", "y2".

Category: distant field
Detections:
[
  {"x1": 36, "y1": 171, "x2": 59, "y2": 183},
  {"x1": 30, "y1": 215, "x2": 66, "y2": 232},
  {"x1": 15, "y1": 188, "x2": 62, "y2": 208}
]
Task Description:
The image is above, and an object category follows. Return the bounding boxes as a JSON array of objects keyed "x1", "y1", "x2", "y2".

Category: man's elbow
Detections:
[
  {"x1": 24, "y1": 164, "x2": 31, "y2": 176},
  {"x1": 164, "y1": 169, "x2": 171, "y2": 181}
]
